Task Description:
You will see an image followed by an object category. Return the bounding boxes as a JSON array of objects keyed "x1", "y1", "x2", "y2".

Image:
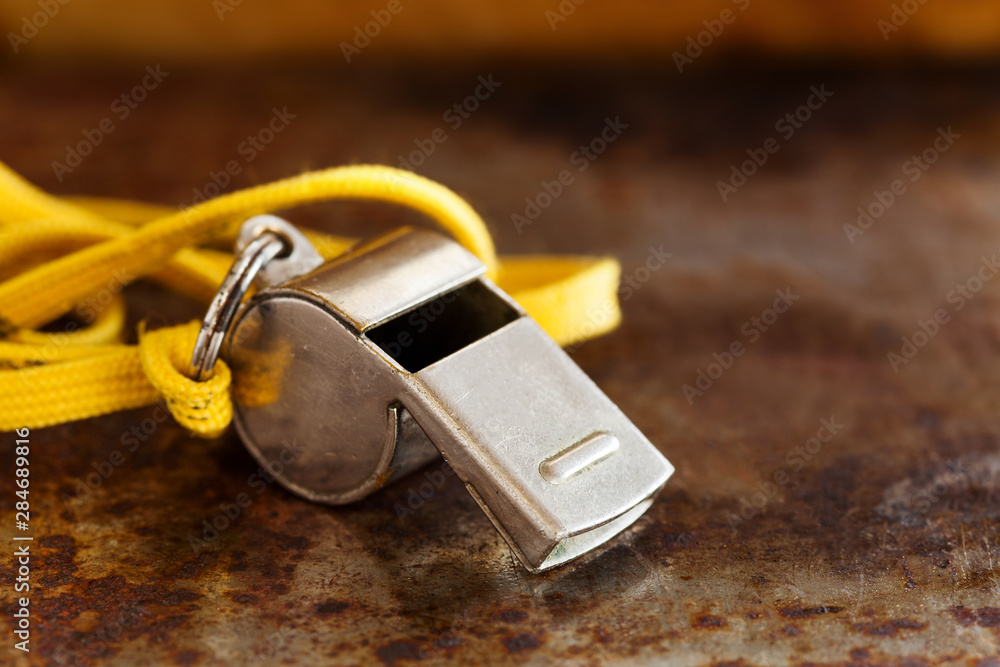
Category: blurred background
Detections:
[
  {"x1": 3, "y1": 0, "x2": 1000, "y2": 59},
  {"x1": 5, "y1": 1, "x2": 1000, "y2": 664}
]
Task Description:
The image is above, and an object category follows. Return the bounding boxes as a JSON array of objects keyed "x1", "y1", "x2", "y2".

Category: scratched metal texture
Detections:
[{"x1": 2, "y1": 63, "x2": 1000, "y2": 665}]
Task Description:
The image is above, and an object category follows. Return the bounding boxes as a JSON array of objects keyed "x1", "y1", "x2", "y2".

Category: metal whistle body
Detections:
[{"x1": 227, "y1": 221, "x2": 674, "y2": 572}]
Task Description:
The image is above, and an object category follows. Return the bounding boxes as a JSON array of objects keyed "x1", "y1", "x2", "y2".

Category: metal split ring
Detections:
[
  {"x1": 188, "y1": 231, "x2": 288, "y2": 382},
  {"x1": 187, "y1": 215, "x2": 330, "y2": 381}
]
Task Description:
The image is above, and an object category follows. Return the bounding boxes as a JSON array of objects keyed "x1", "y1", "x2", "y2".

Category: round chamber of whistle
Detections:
[{"x1": 226, "y1": 292, "x2": 439, "y2": 505}]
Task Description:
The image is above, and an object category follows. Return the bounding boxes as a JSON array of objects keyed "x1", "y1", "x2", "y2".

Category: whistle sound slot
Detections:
[{"x1": 365, "y1": 280, "x2": 520, "y2": 372}]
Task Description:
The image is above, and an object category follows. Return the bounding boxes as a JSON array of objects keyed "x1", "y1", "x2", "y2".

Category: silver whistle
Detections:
[{"x1": 209, "y1": 216, "x2": 674, "y2": 572}]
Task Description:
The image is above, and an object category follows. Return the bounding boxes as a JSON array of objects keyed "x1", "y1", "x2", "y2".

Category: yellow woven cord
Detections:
[
  {"x1": 0, "y1": 161, "x2": 622, "y2": 435},
  {"x1": 138, "y1": 321, "x2": 232, "y2": 438}
]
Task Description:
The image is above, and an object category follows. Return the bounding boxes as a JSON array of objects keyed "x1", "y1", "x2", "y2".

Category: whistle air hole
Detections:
[{"x1": 365, "y1": 280, "x2": 520, "y2": 372}]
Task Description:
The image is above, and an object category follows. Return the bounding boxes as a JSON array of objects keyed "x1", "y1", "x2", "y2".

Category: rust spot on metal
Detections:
[
  {"x1": 901, "y1": 560, "x2": 917, "y2": 591},
  {"x1": 226, "y1": 550, "x2": 249, "y2": 572},
  {"x1": 660, "y1": 528, "x2": 697, "y2": 549},
  {"x1": 376, "y1": 640, "x2": 426, "y2": 666},
  {"x1": 315, "y1": 600, "x2": 352, "y2": 617},
  {"x1": 778, "y1": 605, "x2": 845, "y2": 619},
  {"x1": 175, "y1": 553, "x2": 214, "y2": 580},
  {"x1": 36, "y1": 534, "x2": 80, "y2": 587},
  {"x1": 851, "y1": 619, "x2": 927, "y2": 637},
  {"x1": 949, "y1": 606, "x2": 1000, "y2": 628},
  {"x1": 692, "y1": 614, "x2": 727, "y2": 629},
  {"x1": 371, "y1": 547, "x2": 396, "y2": 561},
  {"x1": 502, "y1": 633, "x2": 542, "y2": 654},
  {"x1": 494, "y1": 609, "x2": 527, "y2": 622},
  {"x1": 106, "y1": 499, "x2": 137, "y2": 516},
  {"x1": 175, "y1": 650, "x2": 201, "y2": 665}
]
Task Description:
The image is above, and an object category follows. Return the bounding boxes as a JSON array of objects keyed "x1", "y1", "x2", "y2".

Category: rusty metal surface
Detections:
[{"x1": 3, "y1": 63, "x2": 1000, "y2": 665}]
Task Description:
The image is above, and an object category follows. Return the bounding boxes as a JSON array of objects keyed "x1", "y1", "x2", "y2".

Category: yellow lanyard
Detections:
[{"x1": 0, "y1": 162, "x2": 622, "y2": 437}]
